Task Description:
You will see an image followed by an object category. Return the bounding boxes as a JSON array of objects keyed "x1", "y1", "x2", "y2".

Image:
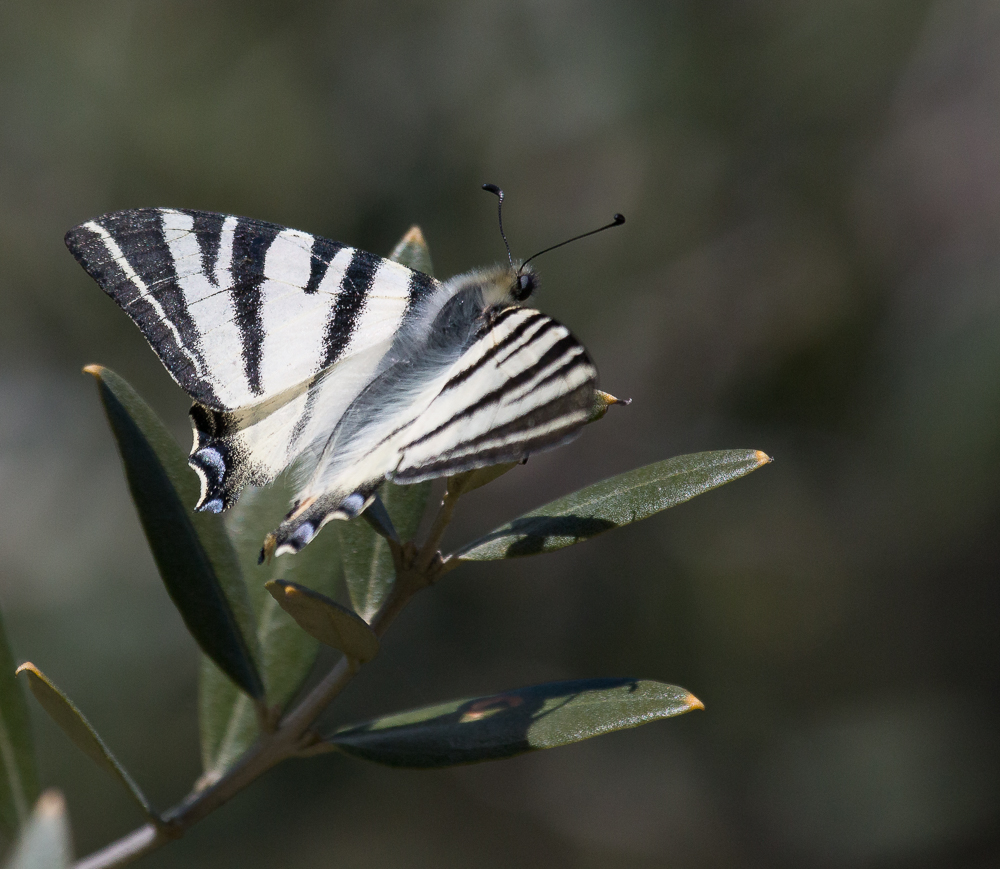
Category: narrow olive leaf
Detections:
[
  {"x1": 196, "y1": 662, "x2": 258, "y2": 791},
  {"x1": 455, "y1": 449, "x2": 772, "y2": 561},
  {"x1": 587, "y1": 390, "x2": 631, "y2": 423},
  {"x1": 388, "y1": 225, "x2": 434, "y2": 276},
  {"x1": 85, "y1": 366, "x2": 263, "y2": 700},
  {"x1": 2, "y1": 791, "x2": 72, "y2": 869},
  {"x1": 447, "y1": 462, "x2": 519, "y2": 498},
  {"x1": 16, "y1": 666, "x2": 154, "y2": 821},
  {"x1": 0, "y1": 611, "x2": 37, "y2": 838},
  {"x1": 338, "y1": 481, "x2": 432, "y2": 621},
  {"x1": 325, "y1": 678, "x2": 702, "y2": 768},
  {"x1": 266, "y1": 581, "x2": 379, "y2": 663},
  {"x1": 199, "y1": 478, "x2": 344, "y2": 785}
]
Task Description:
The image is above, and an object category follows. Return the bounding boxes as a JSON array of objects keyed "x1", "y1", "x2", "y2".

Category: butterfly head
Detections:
[
  {"x1": 512, "y1": 266, "x2": 538, "y2": 302},
  {"x1": 464, "y1": 262, "x2": 537, "y2": 308},
  {"x1": 481, "y1": 182, "x2": 624, "y2": 302}
]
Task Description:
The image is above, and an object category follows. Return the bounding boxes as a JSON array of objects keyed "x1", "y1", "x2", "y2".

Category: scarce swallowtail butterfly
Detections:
[{"x1": 66, "y1": 185, "x2": 624, "y2": 557}]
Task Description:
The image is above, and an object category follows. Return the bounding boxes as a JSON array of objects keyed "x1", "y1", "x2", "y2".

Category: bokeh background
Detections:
[{"x1": 2, "y1": 1, "x2": 999, "y2": 866}]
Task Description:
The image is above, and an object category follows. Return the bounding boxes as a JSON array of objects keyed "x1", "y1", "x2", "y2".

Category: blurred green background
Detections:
[{"x1": 2, "y1": 1, "x2": 999, "y2": 866}]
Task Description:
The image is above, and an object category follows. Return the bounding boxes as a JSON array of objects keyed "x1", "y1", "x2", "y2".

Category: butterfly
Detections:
[{"x1": 65, "y1": 186, "x2": 623, "y2": 557}]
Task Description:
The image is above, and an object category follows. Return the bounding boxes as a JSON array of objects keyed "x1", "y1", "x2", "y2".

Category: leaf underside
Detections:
[
  {"x1": 17, "y1": 666, "x2": 153, "y2": 820},
  {"x1": 88, "y1": 367, "x2": 263, "y2": 700},
  {"x1": 266, "y1": 580, "x2": 379, "y2": 663}
]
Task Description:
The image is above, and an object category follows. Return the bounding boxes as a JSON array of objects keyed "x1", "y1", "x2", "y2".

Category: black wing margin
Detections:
[{"x1": 65, "y1": 208, "x2": 351, "y2": 411}]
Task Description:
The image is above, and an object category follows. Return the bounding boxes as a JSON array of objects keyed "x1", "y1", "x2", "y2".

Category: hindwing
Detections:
[{"x1": 269, "y1": 305, "x2": 597, "y2": 554}]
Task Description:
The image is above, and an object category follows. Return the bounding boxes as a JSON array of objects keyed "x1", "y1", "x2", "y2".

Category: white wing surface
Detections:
[
  {"x1": 270, "y1": 305, "x2": 597, "y2": 555},
  {"x1": 66, "y1": 208, "x2": 438, "y2": 510}
]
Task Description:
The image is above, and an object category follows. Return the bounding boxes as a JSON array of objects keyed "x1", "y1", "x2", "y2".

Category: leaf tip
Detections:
[
  {"x1": 400, "y1": 225, "x2": 426, "y2": 247},
  {"x1": 15, "y1": 662, "x2": 39, "y2": 678},
  {"x1": 684, "y1": 691, "x2": 705, "y2": 711},
  {"x1": 34, "y1": 789, "x2": 66, "y2": 819},
  {"x1": 82, "y1": 364, "x2": 105, "y2": 379},
  {"x1": 754, "y1": 450, "x2": 773, "y2": 466},
  {"x1": 265, "y1": 579, "x2": 295, "y2": 602}
]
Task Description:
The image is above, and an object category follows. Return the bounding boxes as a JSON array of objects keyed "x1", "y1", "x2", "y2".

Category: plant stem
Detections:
[
  {"x1": 414, "y1": 490, "x2": 460, "y2": 574},
  {"x1": 74, "y1": 654, "x2": 357, "y2": 869},
  {"x1": 72, "y1": 504, "x2": 457, "y2": 869}
]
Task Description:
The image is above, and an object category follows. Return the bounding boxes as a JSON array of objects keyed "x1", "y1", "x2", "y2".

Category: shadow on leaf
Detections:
[
  {"x1": 481, "y1": 515, "x2": 618, "y2": 557},
  {"x1": 326, "y1": 677, "x2": 701, "y2": 768}
]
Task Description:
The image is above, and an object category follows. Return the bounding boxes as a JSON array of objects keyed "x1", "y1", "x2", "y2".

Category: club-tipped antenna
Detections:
[
  {"x1": 482, "y1": 183, "x2": 514, "y2": 269},
  {"x1": 522, "y1": 213, "x2": 626, "y2": 270}
]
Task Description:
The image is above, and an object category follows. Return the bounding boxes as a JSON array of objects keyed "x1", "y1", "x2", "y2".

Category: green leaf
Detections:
[
  {"x1": 266, "y1": 581, "x2": 379, "y2": 663},
  {"x1": 338, "y1": 481, "x2": 431, "y2": 621},
  {"x1": 2, "y1": 791, "x2": 71, "y2": 869},
  {"x1": 455, "y1": 449, "x2": 772, "y2": 561},
  {"x1": 388, "y1": 225, "x2": 434, "y2": 276},
  {"x1": 0, "y1": 609, "x2": 37, "y2": 838},
  {"x1": 326, "y1": 678, "x2": 702, "y2": 767},
  {"x1": 199, "y1": 477, "x2": 344, "y2": 784},
  {"x1": 16, "y1": 665, "x2": 154, "y2": 821},
  {"x1": 86, "y1": 366, "x2": 262, "y2": 700}
]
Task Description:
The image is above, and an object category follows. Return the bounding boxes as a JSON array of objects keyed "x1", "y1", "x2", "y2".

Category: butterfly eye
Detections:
[{"x1": 513, "y1": 273, "x2": 536, "y2": 302}]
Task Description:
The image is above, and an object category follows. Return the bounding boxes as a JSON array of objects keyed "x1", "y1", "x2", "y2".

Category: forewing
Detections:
[
  {"x1": 67, "y1": 208, "x2": 440, "y2": 510},
  {"x1": 65, "y1": 208, "x2": 437, "y2": 411}
]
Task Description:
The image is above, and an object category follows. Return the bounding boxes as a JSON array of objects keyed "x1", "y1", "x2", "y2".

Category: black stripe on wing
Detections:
[
  {"x1": 66, "y1": 208, "x2": 365, "y2": 411},
  {"x1": 439, "y1": 309, "x2": 550, "y2": 394},
  {"x1": 188, "y1": 404, "x2": 257, "y2": 512},
  {"x1": 393, "y1": 309, "x2": 598, "y2": 482},
  {"x1": 408, "y1": 269, "x2": 437, "y2": 308},
  {"x1": 65, "y1": 209, "x2": 223, "y2": 408},
  {"x1": 320, "y1": 248, "x2": 380, "y2": 368},
  {"x1": 191, "y1": 211, "x2": 225, "y2": 287},
  {"x1": 406, "y1": 334, "x2": 587, "y2": 452},
  {"x1": 305, "y1": 236, "x2": 346, "y2": 294},
  {"x1": 231, "y1": 218, "x2": 280, "y2": 397}
]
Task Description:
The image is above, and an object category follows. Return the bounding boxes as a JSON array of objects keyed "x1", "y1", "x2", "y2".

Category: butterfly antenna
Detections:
[
  {"x1": 522, "y1": 213, "x2": 625, "y2": 269},
  {"x1": 482, "y1": 183, "x2": 514, "y2": 270}
]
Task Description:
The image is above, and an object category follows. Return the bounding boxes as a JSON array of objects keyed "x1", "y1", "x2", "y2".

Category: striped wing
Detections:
[
  {"x1": 66, "y1": 208, "x2": 438, "y2": 509},
  {"x1": 271, "y1": 306, "x2": 598, "y2": 555},
  {"x1": 394, "y1": 307, "x2": 597, "y2": 481},
  {"x1": 66, "y1": 208, "x2": 436, "y2": 410}
]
